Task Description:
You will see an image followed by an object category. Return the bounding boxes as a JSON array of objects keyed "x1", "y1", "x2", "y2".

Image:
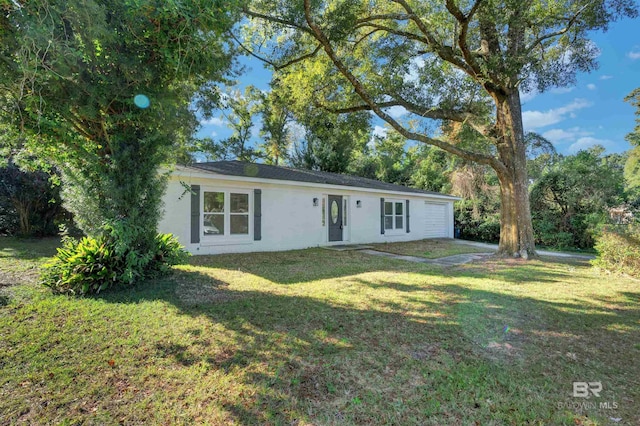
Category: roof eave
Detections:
[{"x1": 173, "y1": 164, "x2": 461, "y2": 201}]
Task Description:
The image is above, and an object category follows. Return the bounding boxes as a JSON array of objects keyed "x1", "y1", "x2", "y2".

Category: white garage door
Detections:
[{"x1": 425, "y1": 202, "x2": 448, "y2": 238}]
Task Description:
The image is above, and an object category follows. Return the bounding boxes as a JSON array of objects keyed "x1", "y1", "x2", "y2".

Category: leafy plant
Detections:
[
  {"x1": 592, "y1": 225, "x2": 640, "y2": 278},
  {"x1": 2, "y1": 0, "x2": 239, "y2": 286},
  {"x1": 41, "y1": 230, "x2": 189, "y2": 295}
]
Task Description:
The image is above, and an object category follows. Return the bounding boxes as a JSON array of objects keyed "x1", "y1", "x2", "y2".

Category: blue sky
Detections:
[{"x1": 199, "y1": 17, "x2": 640, "y2": 156}]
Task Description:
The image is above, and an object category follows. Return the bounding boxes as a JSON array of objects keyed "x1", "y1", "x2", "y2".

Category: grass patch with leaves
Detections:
[
  {"x1": 1, "y1": 237, "x2": 638, "y2": 425},
  {"x1": 371, "y1": 238, "x2": 491, "y2": 259}
]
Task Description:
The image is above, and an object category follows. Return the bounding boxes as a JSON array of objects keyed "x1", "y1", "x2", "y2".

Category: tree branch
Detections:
[
  {"x1": 228, "y1": 31, "x2": 279, "y2": 69},
  {"x1": 243, "y1": 8, "x2": 314, "y2": 36},
  {"x1": 389, "y1": 0, "x2": 478, "y2": 78},
  {"x1": 525, "y1": 4, "x2": 590, "y2": 54},
  {"x1": 445, "y1": 0, "x2": 484, "y2": 77},
  {"x1": 355, "y1": 13, "x2": 412, "y2": 24},
  {"x1": 353, "y1": 22, "x2": 429, "y2": 44},
  {"x1": 302, "y1": 0, "x2": 505, "y2": 173},
  {"x1": 318, "y1": 97, "x2": 490, "y2": 136},
  {"x1": 274, "y1": 44, "x2": 323, "y2": 70}
]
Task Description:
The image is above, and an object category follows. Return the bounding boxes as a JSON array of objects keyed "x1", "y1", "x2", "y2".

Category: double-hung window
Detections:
[
  {"x1": 203, "y1": 190, "x2": 250, "y2": 237},
  {"x1": 384, "y1": 200, "x2": 404, "y2": 231}
]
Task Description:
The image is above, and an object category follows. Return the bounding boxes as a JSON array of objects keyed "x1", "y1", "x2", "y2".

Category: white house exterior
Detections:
[{"x1": 158, "y1": 161, "x2": 459, "y2": 255}]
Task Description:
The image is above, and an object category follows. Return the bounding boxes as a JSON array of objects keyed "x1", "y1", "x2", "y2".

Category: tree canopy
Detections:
[
  {"x1": 241, "y1": 0, "x2": 637, "y2": 257},
  {"x1": 0, "y1": 0, "x2": 242, "y2": 286}
]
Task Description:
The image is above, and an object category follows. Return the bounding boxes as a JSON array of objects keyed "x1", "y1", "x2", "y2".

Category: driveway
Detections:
[{"x1": 451, "y1": 239, "x2": 596, "y2": 260}]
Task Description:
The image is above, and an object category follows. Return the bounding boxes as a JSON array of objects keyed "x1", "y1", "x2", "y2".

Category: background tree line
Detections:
[
  {"x1": 165, "y1": 81, "x2": 640, "y2": 252},
  {"x1": 3, "y1": 74, "x2": 639, "y2": 253}
]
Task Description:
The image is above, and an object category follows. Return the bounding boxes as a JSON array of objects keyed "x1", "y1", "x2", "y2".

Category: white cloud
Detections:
[
  {"x1": 542, "y1": 128, "x2": 575, "y2": 142},
  {"x1": 541, "y1": 127, "x2": 593, "y2": 144},
  {"x1": 368, "y1": 125, "x2": 389, "y2": 148},
  {"x1": 568, "y1": 137, "x2": 614, "y2": 153},
  {"x1": 599, "y1": 75, "x2": 613, "y2": 80},
  {"x1": 627, "y1": 49, "x2": 640, "y2": 60},
  {"x1": 210, "y1": 131, "x2": 218, "y2": 138},
  {"x1": 201, "y1": 117, "x2": 226, "y2": 126},
  {"x1": 586, "y1": 83, "x2": 596, "y2": 91},
  {"x1": 386, "y1": 105, "x2": 408, "y2": 118},
  {"x1": 285, "y1": 121, "x2": 305, "y2": 139},
  {"x1": 372, "y1": 125, "x2": 388, "y2": 138},
  {"x1": 549, "y1": 87, "x2": 574, "y2": 95},
  {"x1": 522, "y1": 98, "x2": 592, "y2": 130}
]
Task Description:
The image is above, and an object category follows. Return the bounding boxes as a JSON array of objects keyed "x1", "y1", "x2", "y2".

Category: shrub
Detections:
[
  {"x1": 591, "y1": 225, "x2": 640, "y2": 278},
  {"x1": 42, "y1": 232, "x2": 189, "y2": 295},
  {"x1": 0, "y1": 163, "x2": 69, "y2": 236}
]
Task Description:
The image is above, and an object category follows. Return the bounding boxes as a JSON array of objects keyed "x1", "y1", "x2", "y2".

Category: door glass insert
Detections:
[
  {"x1": 343, "y1": 199, "x2": 347, "y2": 226},
  {"x1": 331, "y1": 200, "x2": 339, "y2": 224}
]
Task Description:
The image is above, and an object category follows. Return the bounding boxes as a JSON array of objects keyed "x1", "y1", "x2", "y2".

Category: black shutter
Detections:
[
  {"x1": 380, "y1": 198, "x2": 385, "y2": 234},
  {"x1": 190, "y1": 185, "x2": 200, "y2": 244},
  {"x1": 406, "y1": 199, "x2": 410, "y2": 233},
  {"x1": 254, "y1": 189, "x2": 262, "y2": 241}
]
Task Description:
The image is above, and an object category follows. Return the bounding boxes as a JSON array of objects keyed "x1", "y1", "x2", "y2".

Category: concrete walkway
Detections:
[
  {"x1": 358, "y1": 239, "x2": 594, "y2": 267},
  {"x1": 360, "y1": 249, "x2": 494, "y2": 267},
  {"x1": 450, "y1": 239, "x2": 596, "y2": 260}
]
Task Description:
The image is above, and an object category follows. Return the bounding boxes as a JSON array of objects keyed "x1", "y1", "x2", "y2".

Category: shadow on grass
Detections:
[
  {"x1": 3, "y1": 237, "x2": 637, "y2": 424},
  {"x1": 94, "y1": 261, "x2": 640, "y2": 425},
  {"x1": 187, "y1": 248, "x2": 396, "y2": 285},
  {"x1": 188, "y1": 247, "x2": 595, "y2": 286},
  {"x1": 0, "y1": 236, "x2": 61, "y2": 261}
]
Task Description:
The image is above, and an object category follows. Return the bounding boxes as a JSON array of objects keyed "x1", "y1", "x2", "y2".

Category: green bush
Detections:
[
  {"x1": 42, "y1": 232, "x2": 189, "y2": 295},
  {"x1": 591, "y1": 225, "x2": 640, "y2": 278}
]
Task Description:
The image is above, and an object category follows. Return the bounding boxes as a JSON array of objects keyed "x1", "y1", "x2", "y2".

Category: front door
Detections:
[{"x1": 328, "y1": 195, "x2": 343, "y2": 242}]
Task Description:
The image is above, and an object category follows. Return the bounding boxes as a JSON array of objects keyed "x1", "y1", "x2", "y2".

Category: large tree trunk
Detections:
[{"x1": 493, "y1": 91, "x2": 537, "y2": 258}]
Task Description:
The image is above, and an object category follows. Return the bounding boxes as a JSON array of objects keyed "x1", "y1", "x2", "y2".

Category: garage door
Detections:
[{"x1": 424, "y1": 202, "x2": 448, "y2": 238}]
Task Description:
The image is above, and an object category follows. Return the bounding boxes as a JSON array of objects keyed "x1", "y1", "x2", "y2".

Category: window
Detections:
[
  {"x1": 203, "y1": 190, "x2": 250, "y2": 237},
  {"x1": 203, "y1": 192, "x2": 224, "y2": 235},
  {"x1": 384, "y1": 200, "x2": 404, "y2": 231},
  {"x1": 230, "y1": 193, "x2": 249, "y2": 234},
  {"x1": 343, "y1": 198, "x2": 347, "y2": 227}
]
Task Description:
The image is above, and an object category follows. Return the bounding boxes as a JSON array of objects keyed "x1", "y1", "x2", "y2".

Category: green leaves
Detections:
[
  {"x1": 530, "y1": 148, "x2": 627, "y2": 248},
  {"x1": 41, "y1": 231, "x2": 190, "y2": 295},
  {"x1": 592, "y1": 225, "x2": 640, "y2": 278}
]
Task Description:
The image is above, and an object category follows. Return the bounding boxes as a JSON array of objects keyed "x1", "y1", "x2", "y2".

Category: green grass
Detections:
[
  {"x1": 371, "y1": 238, "x2": 491, "y2": 258},
  {"x1": 1, "y1": 237, "x2": 639, "y2": 425}
]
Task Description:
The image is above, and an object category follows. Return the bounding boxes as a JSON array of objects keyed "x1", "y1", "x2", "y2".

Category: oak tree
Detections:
[{"x1": 241, "y1": 0, "x2": 636, "y2": 257}]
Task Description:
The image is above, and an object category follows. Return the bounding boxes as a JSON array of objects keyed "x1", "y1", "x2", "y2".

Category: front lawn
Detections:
[
  {"x1": 1, "y1": 238, "x2": 638, "y2": 425},
  {"x1": 372, "y1": 238, "x2": 491, "y2": 258}
]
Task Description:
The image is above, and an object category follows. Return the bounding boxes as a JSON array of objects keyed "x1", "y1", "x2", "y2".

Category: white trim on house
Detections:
[
  {"x1": 200, "y1": 186, "x2": 253, "y2": 245},
  {"x1": 383, "y1": 198, "x2": 406, "y2": 236},
  {"x1": 173, "y1": 165, "x2": 461, "y2": 202}
]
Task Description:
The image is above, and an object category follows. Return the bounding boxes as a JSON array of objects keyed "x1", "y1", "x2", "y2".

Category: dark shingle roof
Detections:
[{"x1": 188, "y1": 161, "x2": 455, "y2": 198}]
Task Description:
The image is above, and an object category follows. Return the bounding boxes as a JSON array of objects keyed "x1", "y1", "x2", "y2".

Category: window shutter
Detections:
[
  {"x1": 190, "y1": 185, "x2": 200, "y2": 244},
  {"x1": 406, "y1": 199, "x2": 410, "y2": 233},
  {"x1": 254, "y1": 189, "x2": 262, "y2": 241},
  {"x1": 380, "y1": 197, "x2": 385, "y2": 234}
]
